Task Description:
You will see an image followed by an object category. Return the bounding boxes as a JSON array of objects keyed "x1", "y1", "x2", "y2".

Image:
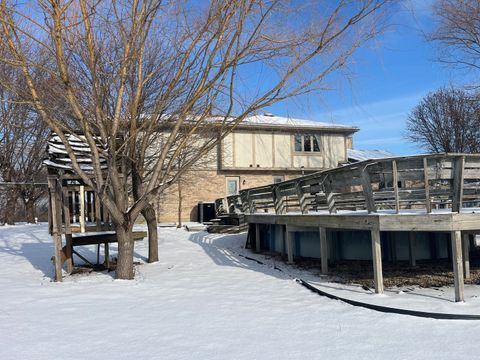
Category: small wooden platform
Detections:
[{"x1": 71, "y1": 231, "x2": 147, "y2": 246}]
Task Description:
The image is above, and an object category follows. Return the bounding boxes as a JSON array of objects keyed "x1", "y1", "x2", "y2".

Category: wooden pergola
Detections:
[{"x1": 45, "y1": 134, "x2": 145, "y2": 281}]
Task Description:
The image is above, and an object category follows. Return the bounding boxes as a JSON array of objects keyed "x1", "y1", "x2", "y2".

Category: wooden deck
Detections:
[{"x1": 217, "y1": 154, "x2": 480, "y2": 302}]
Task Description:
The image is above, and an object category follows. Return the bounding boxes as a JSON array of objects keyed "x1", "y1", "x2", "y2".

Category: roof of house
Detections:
[
  {"x1": 236, "y1": 113, "x2": 358, "y2": 132},
  {"x1": 347, "y1": 149, "x2": 395, "y2": 162}
]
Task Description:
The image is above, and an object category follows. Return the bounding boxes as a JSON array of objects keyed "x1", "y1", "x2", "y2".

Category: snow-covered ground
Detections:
[{"x1": 1, "y1": 224, "x2": 480, "y2": 360}]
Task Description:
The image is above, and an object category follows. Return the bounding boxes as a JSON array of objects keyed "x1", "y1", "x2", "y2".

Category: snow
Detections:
[
  {"x1": 242, "y1": 114, "x2": 356, "y2": 130},
  {"x1": 347, "y1": 149, "x2": 395, "y2": 162},
  {"x1": 1, "y1": 224, "x2": 480, "y2": 360}
]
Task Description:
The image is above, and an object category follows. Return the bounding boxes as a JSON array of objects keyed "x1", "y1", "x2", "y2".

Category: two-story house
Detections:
[{"x1": 156, "y1": 113, "x2": 358, "y2": 223}]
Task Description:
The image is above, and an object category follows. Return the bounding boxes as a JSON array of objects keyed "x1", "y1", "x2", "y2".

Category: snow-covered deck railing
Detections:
[{"x1": 223, "y1": 153, "x2": 480, "y2": 216}]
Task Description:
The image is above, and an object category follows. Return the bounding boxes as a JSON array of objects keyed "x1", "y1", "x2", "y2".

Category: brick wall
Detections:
[{"x1": 156, "y1": 170, "x2": 300, "y2": 223}]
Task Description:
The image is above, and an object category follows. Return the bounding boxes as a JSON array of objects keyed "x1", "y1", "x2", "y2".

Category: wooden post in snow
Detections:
[
  {"x1": 48, "y1": 176, "x2": 63, "y2": 282},
  {"x1": 62, "y1": 187, "x2": 73, "y2": 273},
  {"x1": 408, "y1": 232, "x2": 416, "y2": 267},
  {"x1": 451, "y1": 230, "x2": 465, "y2": 302},
  {"x1": 319, "y1": 227, "x2": 328, "y2": 274},
  {"x1": 286, "y1": 227, "x2": 294, "y2": 264},
  {"x1": 79, "y1": 185, "x2": 86, "y2": 233},
  {"x1": 371, "y1": 228, "x2": 384, "y2": 294},
  {"x1": 463, "y1": 233, "x2": 470, "y2": 280},
  {"x1": 280, "y1": 225, "x2": 285, "y2": 257},
  {"x1": 255, "y1": 223, "x2": 261, "y2": 253}
]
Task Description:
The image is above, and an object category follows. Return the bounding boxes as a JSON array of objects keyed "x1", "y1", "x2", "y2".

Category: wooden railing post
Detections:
[
  {"x1": 452, "y1": 156, "x2": 465, "y2": 213},
  {"x1": 241, "y1": 192, "x2": 249, "y2": 214},
  {"x1": 392, "y1": 160, "x2": 399, "y2": 213},
  {"x1": 295, "y1": 181, "x2": 308, "y2": 214},
  {"x1": 361, "y1": 167, "x2": 376, "y2": 213},
  {"x1": 423, "y1": 157, "x2": 431, "y2": 213},
  {"x1": 274, "y1": 186, "x2": 285, "y2": 214},
  {"x1": 324, "y1": 177, "x2": 337, "y2": 214},
  {"x1": 247, "y1": 190, "x2": 255, "y2": 214}
]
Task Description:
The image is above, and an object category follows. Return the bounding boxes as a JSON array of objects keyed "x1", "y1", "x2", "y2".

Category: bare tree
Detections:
[
  {"x1": 0, "y1": 0, "x2": 391, "y2": 279},
  {"x1": 430, "y1": 0, "x2": 480, "y2": 71},
  {"x1": 406, "y1": 87, "x2": 480, "y2": 153},
  {"x1": 0, "y1": 63, "x2": 48, "y2": 224}
]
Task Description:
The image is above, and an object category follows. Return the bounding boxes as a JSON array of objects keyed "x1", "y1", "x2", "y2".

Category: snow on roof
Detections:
[
  {"x1": 240, "y1": 113, "x2": 357, "y2": 130},
  {"x1": 44, "y1": 133, "x2": 107, "y2": 173},
  {"x1": 347, "y1": 149, "x2": 395, "y2": 162}
]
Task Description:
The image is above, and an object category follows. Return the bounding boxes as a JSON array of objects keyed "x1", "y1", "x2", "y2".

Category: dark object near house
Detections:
[{"x1": 198, "y1": 202, "x2": 216, "y2": 223}]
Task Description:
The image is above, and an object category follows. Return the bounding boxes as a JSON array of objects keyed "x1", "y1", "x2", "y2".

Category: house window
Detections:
[
  {"x1": 294, "y1": 134, "x2": 321, "y2": 153},
  {"x1": 226, "y1": 177, "x2": 240, "y2": 196}
]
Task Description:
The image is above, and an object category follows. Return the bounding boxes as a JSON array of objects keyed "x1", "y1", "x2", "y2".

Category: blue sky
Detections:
[{"x1": 265, "y1": 1, "x2": 471, "y2": 155}]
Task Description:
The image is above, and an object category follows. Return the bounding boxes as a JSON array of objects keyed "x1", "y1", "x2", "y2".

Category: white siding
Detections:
[
  {"x1": 234, "y1": 133, "x2": 253, "y2": 167},
  {"x1": 255, "y1": 133, "x2": 273, "y2": 167},
  {"x1": 222, "y1": 133, "x2": 234, "y2": 168},
  {"x1": 293, "y1": 155, "x2": 308, "y2": 168},
  {"x1": 273, "y1": 134, "x2": 291, "y2": 167}
]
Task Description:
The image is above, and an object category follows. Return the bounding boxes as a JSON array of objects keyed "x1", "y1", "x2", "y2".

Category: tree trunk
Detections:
[
  {"x1": 142, "y1": 204, "x2": 158, "y2": 263},
  {"x1": 3, "y1": 189, "x2": 17, "y2": 225},
  {"x1": 25, "y1": 199, "x2": 35, "y2": 223},
  {"x1": 115, "y1": 224, "x2": 135, "y2": 279}
]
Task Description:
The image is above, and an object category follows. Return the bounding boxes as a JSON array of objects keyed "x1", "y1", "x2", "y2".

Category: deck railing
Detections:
[{"x1": 220, "y1": 153, "x2": 480, "y2": 215}]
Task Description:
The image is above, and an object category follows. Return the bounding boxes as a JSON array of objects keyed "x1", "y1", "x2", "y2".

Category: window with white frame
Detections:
[
  {"x1": 294, "y1": 134, "x2": 321, "y2": 153},
  {"x1": 226, "y1": 177, "x2": 240, "y2": 196}
]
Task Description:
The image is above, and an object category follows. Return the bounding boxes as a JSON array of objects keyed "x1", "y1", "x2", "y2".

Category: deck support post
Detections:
[
  {"x1": 255, "y1": 223, "x2": 261, "y2": 253},
  {"x1": 408, "y1": 232, "x2": 416, "y2": 267},
  {"x1": 463, "y1": 233, "x2": 470, "y2": 280},
  {"x1": 62, "y1": 187, "x2": 73, "y2": 273},
  {"x1": 371, "y1": 228, "x2": 384, "y2": 294},
  {"x1": 319, "y1": 227, "x2": 328, "y2": 274},
  {"x1": 286, "y1": 227, "x2": 294, "y2": 264},
  {"x1": 279, "y1": 225, "x2": 285, "y2": 257},
  {"x1": 79, "y1": 185, "x2": 86, "y2": 233},
  {"x1": 451, "y1": 230, "x2": 465, "y2": 302},
  {"x1": 48, "y1": 176, "x2": 63, "y2": 282}
]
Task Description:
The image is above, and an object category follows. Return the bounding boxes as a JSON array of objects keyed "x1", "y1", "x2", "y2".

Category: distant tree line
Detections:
[
  {"x1": 407, "y1": 0, "x2": 480, "y2": 153},
  {"x1": 406, "y1": 87, "x2": 480, "y2": 153},
  {"x1": 0, "y1": 63, "x2": 48, "y2": 224}
]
